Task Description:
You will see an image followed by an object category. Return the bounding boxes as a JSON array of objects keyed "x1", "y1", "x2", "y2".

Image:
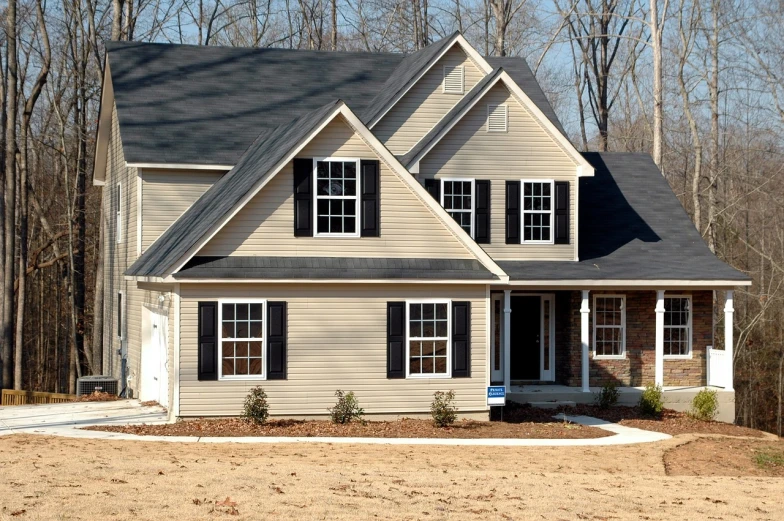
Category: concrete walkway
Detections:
[{"x1": 0, "y1": 401, "x2": 671, "y2": 446}]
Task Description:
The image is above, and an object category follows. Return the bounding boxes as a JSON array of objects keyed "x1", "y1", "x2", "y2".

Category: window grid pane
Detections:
[
  {"x1": 315, "y1": 160, "x2": 358, "y2": 235},
  {"x1": 594, "y1": 297, "x2": 624, "y2": 357},
  {"x1": 664, "y1": 298, "x2": 690, "y2": 356},
  {"x1": 442, "y1": 180, "x2": 473, "y2": 236},
  {"x1": 221, "y1": 303, "x2": 264, "y2": 377},
  {"x1": 522, "y1": 181, "x2": 552, "y2": 242},
  {"x1": 409, "y1": 303, "x2": 449, "y2": 376}
]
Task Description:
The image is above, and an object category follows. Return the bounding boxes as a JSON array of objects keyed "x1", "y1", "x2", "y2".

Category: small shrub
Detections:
[
  {"x1": 638, "y1": 384, "x2": 664, "y2": 417},
  {"x1": 690, "y1": 388, "x2": 719, "y2": 421},
  {"x1": 431, "y1": 390, "x2": 458, "y2": 427},
  {"x1": 593, "y1": 383, "x2": 620, "y2": 409},
  {"x1": 328, "y1": 390, "x2": 364, "y2": 424},
  {"x1": 242, "y1": 386, "x2": 269, "y2": 425}
]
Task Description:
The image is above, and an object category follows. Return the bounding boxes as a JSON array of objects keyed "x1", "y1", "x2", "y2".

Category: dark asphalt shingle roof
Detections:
[
  {"x1": 126, "y1": 101, "x2": 341, "y2": 277},
  {"x1": 106, "y1": 36, "x2": 564, "y2": 165},
  {"x1": 499, "y1": 153, "x2": 749, "y2": 282},
  {"x1": 174, "y1": 257, "x2": 498, "y2": 280}
]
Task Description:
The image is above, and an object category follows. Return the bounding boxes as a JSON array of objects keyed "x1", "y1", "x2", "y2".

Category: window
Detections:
[
  {"x1": 219, "y1": 301, "x2": 265, "y2": 379},
  {"x1": 593, "y1": 295, "x2": 625, "y2": 358},
  {"x1": 115, "y1": 182, "x2": 122, "y2": 244},
  {"x1": 314, "y1": 159, "x2": 359, "y2": 236},
  {"x1": 443, "y1": 65, "x2": 464, "y2": 94},
  {"x1": 487, "y1": 104, "x2": 508, "y2": 132},
  {"x1": 664, "y1": 296, "x2": 692, "y2": 357},
  {"x1": 522, "y1": 180, "x2": 554, "y2": 243},
  {"x1": 441, "y1": 179, "x2": 474, "y2": 237},
  {"x1": 407, "y1": 301, "x2": 450, "y2": 377},
  {"x1": 117, "y1": 291, "x2": 124, "y2": 339}
]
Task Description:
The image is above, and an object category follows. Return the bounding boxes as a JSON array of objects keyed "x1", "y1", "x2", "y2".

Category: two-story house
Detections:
[{"x1": 93, "y1": 33, "x2": 750, "y2": 422}]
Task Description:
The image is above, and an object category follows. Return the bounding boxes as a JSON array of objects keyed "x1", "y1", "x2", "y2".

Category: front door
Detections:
[{"x1": 510, "y1": 296, "x2": 540, "y2": 380}]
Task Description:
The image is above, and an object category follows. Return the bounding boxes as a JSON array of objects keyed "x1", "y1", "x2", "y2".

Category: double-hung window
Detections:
[
  {"x1": 664, "y1": 296, "x2": 692, "y2": 357},
  {"x1": 593, "y1": 295, "x2": 625, "y2": 358},
  {"x1": 522, "y1": 180, "x2": 553, "y2": 243},
  {"x1": 441, "y1": 179, "x2": 474, "y2": 237},
  {"x1": 407, "y1": 301, "x2": 450, "y2": 377},
  {"x1": 314, "y1": 158, "x2": 359, "y2": 236},
  {"x1": 220, "y1": 301, "x2": 265, "y2": 379}
]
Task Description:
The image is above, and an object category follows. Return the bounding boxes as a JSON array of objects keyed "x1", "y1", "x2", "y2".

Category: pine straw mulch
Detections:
[
  {"x1": 559, "y1": 404, "x2": 769, "y2": 438},
  {"x1": 70, "y1": 392, "x2": 121, "y2": 402},
  {"x1": 87, "y1": 403, "x2": 610, "y2": 439}
]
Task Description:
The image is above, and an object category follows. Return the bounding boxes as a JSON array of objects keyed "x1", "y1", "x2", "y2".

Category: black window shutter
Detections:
[
  {"x1": 197, "y1": 301, "x2": 218, "y2": 381},
  {"x1": 360, "y1": 160, "x2": 380, "y2": 237},
  {"x1": 267, "y1": 301, "x2": 287, "y2": 380},
  {"x1": 452, "y1": 301, "x2": 471, "y2": 378},
  {"x1": 554, "y1": 181, "x2": 569, "y2": 244},
  {"x1": 424, "y1": 178, "x2": 440, "y2": 201},
  {"x1": 474, "y1": 180, "x2": 491, "y2": 243},
  {"x1": 293, "y1": 158, "x2": 313, "y2": 237},
  {"x1": 387, "y1": 302, "x2": 406, "y2": 378},
  {"x1": 505, "y1": 181, "x2": 521, "y2": 244}
]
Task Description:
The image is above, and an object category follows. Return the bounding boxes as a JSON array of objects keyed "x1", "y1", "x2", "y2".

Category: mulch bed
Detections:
[
  {"x1": 664, "y1": 437, "x2": 784, "y2": 477},
  {"x1": 71, "y1": 392, "x2": 121, "y2": 402},
  {"x1": 560, "y1": 404, "x2": 767, "y2": 438},
  {"x1": 88, "y1": 404, "x2": 609, "y2": 439}
]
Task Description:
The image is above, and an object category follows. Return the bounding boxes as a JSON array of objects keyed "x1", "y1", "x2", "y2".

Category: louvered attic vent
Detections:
[
  {"x1": 487, "y1": 104, "x2": 508, "y2": 132},
  {"x1": 443, "y1": 65, "x2": 465, "y2": 94}
]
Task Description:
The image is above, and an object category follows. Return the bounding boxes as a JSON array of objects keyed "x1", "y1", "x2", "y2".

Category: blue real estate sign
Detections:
[{"x1": 487, "y1": 386, "x2": 506, "y2": 406}]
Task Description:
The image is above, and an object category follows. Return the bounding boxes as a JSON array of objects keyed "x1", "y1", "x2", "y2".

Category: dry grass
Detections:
[{"x1": 1, "y1": 433, "x2": 783, "y2": 520}]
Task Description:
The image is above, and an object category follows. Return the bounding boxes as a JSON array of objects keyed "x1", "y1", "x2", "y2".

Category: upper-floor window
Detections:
[
  {"x1": 115, "y1": 182, "x2": 122, "y2": 244},
  {"x1": 522, "y1": 180, "x2": 553, "y2": 243},
  {"x1": 314, "y1": 158, "x2": 359, "y2": 237},
  {"x1": 487, "y1": 104, "x2": 508, "y2": 132},
  {"x1": 664, "y1": 296, "x2": 692, "y2": 358},
  {"x1": 443, "y1": 65, "x2": 465, "y2": 94},
  {"x1": 441, "y1": 179, "x2": 474, "y2": 237}
]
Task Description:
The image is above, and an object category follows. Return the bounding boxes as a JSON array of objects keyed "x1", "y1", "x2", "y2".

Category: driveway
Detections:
[{"x1": 0, "y1": 399, "x2": 168, "y2": 436}]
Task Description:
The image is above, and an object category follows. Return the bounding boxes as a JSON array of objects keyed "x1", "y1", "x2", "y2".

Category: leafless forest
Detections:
[{"x1": 0, "y1": 0, "x2": 782, "y2": 433}]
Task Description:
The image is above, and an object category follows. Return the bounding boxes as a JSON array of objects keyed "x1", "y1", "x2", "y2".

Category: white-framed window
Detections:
[
  {"x1": 406, "y1": 300, "x2": 451, "y2": 378},
  {"x1": 487, "y1": 104, "x2": 508, "y2": 132},
  {"x1": 219, "y1": 300, "x2": 266, "y2": 380},
  {"x1": 443, "y1": 65, "x2": 465, "y2": 94},
  {"x1": 314, "y1": 158, "x2": 360, "y2": 237},
  {"x1": 593, "y1": 295, "x2": 626, "y2": 359},
  {"x1": 521, "y1": 180, "x2": 554, "y2": 243},
  {"x1": 115, "y1": 182, "x2": 122, "y2": 244},
  {"x1": 664, "y1": 296, "x2": 692, "y2": 358},
  {"x1": 117, "y1": 291, "x2": 124, "y2": 340},
  {"x1": 441, "y1": 179, "x2": 474, "y2": 237}
]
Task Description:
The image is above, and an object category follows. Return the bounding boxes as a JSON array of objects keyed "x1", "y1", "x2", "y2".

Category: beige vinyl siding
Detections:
[
  {"x1": 199, "y1": 117, "x2": 474, "y2": 259},
  {"x1": 141, "y1": 169, "x2": 224, "y2": 250},
  {"x1": 373, "y1": 46, "x2": 485, "y2": 155},
  {"x1": 419, "y1": 83, "x2": 578, "y2": 261},
  {"x1": 179, "y1": 284, "x2": 487, "y2": 417}
]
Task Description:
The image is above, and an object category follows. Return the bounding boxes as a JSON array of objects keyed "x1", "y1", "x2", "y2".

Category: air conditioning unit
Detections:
[{"x1": 76, "y1": 376, "x2": 119, "y2": 396}]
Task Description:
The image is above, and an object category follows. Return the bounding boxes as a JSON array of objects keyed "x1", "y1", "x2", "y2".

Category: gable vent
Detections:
[
  {"x1": 487, "y1": 104, "x2": 508, "y2": 132},
  {"x1": 443, "y1": 65, "x2": 465, "y2": 94}
]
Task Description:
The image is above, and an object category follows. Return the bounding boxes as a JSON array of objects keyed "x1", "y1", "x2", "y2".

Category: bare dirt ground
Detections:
[{"x1": 1, "y1": 433, "x2": 782, "y2": 521}]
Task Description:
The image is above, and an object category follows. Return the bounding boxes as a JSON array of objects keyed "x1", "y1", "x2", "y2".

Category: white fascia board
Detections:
[
  {"x1": 163, "y1": 278, "x2": 504, "y2": 285},
  {"x1": 125, "y1": 162, "x2": 234, "y2": 170},
  {"x1": 504, "y1": 279, "x2": 752, "y2": 288},
  {"x1": 92, "y1": 59, "x2": 113, "y2": 186},
  {"x1": 368, "y1": 35, "x2": 493, "y2": 129}
]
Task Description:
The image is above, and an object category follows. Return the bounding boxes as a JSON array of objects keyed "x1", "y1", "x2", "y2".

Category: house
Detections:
[{"x1": 93, "y1": 33, "x2": 750, "y2": 423}]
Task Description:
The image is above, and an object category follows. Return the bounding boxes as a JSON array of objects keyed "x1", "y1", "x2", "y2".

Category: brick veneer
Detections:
[{"x1": 554, "y1": 290, "x2": 712, "y2": 387}]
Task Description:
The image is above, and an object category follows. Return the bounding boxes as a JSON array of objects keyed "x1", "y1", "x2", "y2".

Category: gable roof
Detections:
[
  {"x1": 98, "y1": 37, "x2": 563, "y2": 171},
  {"x1": 499, "y1": 153, "x2": 750, "y2": 285}
]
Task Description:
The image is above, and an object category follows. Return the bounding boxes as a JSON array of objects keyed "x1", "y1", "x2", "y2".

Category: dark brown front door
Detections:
[{"x1": 510, "y1": 296, "x2": 540, "y2": 380}]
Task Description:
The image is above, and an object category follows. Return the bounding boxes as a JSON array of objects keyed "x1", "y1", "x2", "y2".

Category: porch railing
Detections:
[
  {"x1": 706, "y1": 345, "x2": 729, "y2": 388},
  {"x1": 1, "y1": 389, "x2": 77, "y2": 406}
]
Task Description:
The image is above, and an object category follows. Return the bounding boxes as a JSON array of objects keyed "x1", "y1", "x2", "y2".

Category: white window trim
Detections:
[
  {"x1": 117, "y1": 290, "x2": 125, "y2": 340},
  {"x1": 663, "y1": 294, "x2": 693, "y2": 360},
  {"x1": 405, "y1": 298, "x2": 452, "y2": 379},
  {"x1": 440, "y1": 178, "x2": 475, "y2": 239},
  {"x1": 442, "y1": 65, "x2": 465, "y2": 94},
  {"x1": 486, "y1": 104, "x2": 508, "y2": 132},
  {"x1": 217, "y1": 298, "x2": 267, "y2": 381},
  {"x1": 313, "y1": 157, "x2": 361, "y2": 238},
  {"x1": 521, "y1": 179, "x2": 555, "y2": 245},
  {"x1": 592, "y1": 294, "x2": 626, "y2": 360},
  {"x1": 116, "y1": 182, "x2": 122, "y2": 244}
]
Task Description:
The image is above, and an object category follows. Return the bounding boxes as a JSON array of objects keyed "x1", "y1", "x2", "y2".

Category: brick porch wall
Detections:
[{"x1": 555, "y1": 290, "x2": 712, "y2": 387}]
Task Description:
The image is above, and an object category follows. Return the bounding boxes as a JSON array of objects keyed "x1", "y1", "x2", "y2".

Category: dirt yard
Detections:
[{"x1": 1, "y1": 433, "x2": 782, "y2": 521}]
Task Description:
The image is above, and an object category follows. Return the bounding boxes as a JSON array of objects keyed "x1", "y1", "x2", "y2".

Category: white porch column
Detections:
[
  {"x1": 724, "y1": 290, "x2": 734, "y2": 391},
  {"x1": 580, "y1": 290, "x2": 590, "y2": 392},
  {"x1": 655, "y1": 290, "x2": 665, "y2": 387},
  {"x1": 503, "y1": 290, "x2": 512, "y2": 392}
]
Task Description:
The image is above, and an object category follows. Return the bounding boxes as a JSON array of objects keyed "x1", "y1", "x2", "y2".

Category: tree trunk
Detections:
[
  {"x1": 651, "y1": 0, "x2": 666, "y2": 169},
  {"x1": 112, "y1": 0, "x2": 125, "y2": 41},
  {"x1": 331, "y1": 0, "x2": 337, "y2": 50}
]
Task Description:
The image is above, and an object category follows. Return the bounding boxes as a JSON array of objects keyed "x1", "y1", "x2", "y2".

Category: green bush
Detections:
[
  {"x1": 638, "y1": 384, "x2": 664, "y2": 417},
  {"x1": 328, "y1": 390, "x2": 365, "y2": 424},
  {"x1": 431, "y1": 390, "x2": 458, "y2": 427},
  {"x1": 242, "y1": 386, "x2": 269, "y2": 425},
  {"x1": 593, "y1": 383, "x2": 620, "y2": 409},
  {"x1": 690, "y1": 388, "x2": 719, "y2": 421}
]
